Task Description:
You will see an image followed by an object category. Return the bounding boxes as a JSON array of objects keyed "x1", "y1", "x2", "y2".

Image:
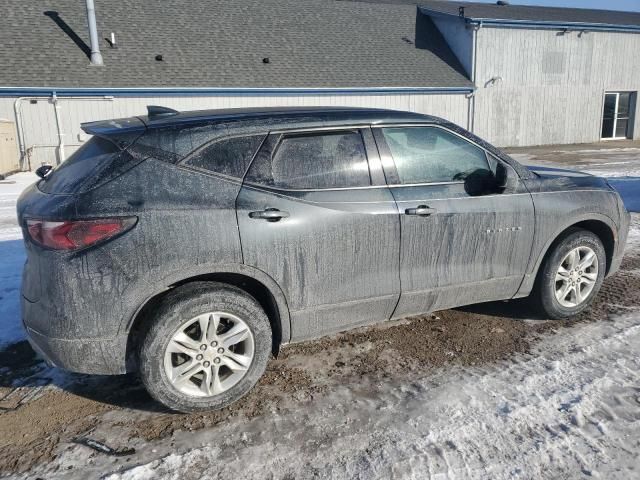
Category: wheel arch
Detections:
[
  {"x1": 124, "y1": 264, "x2": 291, "y2": 372},
  {"x1": 520, "y1": 214, "x2": 617, "y2": 298},
  {"x1": 571, "y1": 219, "x2": 616, "y2": 275}
]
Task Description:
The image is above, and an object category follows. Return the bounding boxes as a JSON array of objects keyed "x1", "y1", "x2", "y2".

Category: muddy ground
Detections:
[
  {"x1": 1, "y1": 245, "x2": 639, "y2": 476},
  {"x1": 1, "y1": 144, "x2": 639, "y2": 477}
]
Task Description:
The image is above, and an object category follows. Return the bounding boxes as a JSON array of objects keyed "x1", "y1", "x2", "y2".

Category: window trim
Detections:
[
  {"x1": 244, "y1": 127, "x2": 375, "y2": 192},
  {"x1": 267, "y1": 124, "x2": 374, "y2": 136},
  {"x1": 373, "y1": 123, "x2": 510, "y2": 187}
]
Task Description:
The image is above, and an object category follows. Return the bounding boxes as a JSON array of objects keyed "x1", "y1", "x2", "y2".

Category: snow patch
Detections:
[
  {"x1": 627, "y1": 213, "x2": 640, "y2": 249},
  {"x1": 583, "y1": 166, "x2": 640, "y2": 178},
  {"x1": 0, "y1": 172, "x2": 37, "y2": 348}
]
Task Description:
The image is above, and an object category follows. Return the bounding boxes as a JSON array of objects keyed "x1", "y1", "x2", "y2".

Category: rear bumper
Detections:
[{"x1": 22, "y1": 296, "x2": 128, "y2": 375}]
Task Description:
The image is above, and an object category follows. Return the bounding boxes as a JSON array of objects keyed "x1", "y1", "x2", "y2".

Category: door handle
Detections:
[
  {"x1": 248, "y1": 208, "x2": 290, "y2": 222},
  {"x1": 405, "y1": 205, "x2": 437, "y2": 216}
]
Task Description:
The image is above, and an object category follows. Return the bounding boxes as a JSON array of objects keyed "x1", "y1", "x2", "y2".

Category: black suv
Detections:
[{"x1": 18, "y1": 107, "x2": 629, "y2": 412}]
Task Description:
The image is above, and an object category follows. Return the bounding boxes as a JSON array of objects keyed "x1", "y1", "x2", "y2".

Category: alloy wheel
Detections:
[
  {"x1": 554, "y1": 246, "x2": 598, "y2": 308},
  {"x1": 163, "y1": 312, "x2": 254, "y2": 397}
]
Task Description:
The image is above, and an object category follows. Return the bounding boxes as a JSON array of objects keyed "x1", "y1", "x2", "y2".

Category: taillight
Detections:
[{"x1": 25, "y1": 217, "x2": 137, "y2": 251}]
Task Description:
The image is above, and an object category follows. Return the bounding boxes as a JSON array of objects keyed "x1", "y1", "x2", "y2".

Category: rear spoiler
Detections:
[
  {"x1": 82, "y1": 106, "x2": 179, "y2": 136},
  {"x1": 81, "y1": 116, "x2": 146, "y2": 136}
]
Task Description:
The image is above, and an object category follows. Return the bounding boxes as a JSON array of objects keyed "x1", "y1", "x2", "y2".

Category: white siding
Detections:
[
  {"x1": 473, "y1": 27, "x2": 640, "y2": 147},
  {"x1": 0, "y1": 93, "x2": 469, "y2": 169}
]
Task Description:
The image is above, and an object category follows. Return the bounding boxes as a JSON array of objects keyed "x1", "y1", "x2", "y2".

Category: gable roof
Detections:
[
  {"x1": 419, "y1": 1, "x2": 640, "y2": 32},
  {"x1": 0, "y1": 0, "x2": 472, "y2": 91}
]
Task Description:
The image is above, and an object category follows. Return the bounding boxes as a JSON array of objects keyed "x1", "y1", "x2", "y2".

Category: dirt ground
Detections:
[
  {"x1": 1, "y1": 144, "x2": 639, "y2": 477},
  {"x1": 505, "y1": 140, "x2": 640, "y2": 172},
  {"x1": 1, "y1": 245, "x2": 638, "y2": 476}
]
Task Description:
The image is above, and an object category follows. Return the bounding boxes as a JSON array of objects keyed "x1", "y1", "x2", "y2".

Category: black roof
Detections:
[
  {"x1": 82, "y1": 106, "x2": 441, "y2": 135},
  {"x1": 0, "y1": 0, "x2": 471, "y2": 89},
  {"x1": 420, "y1": 1, "x2": 640, "y2": 29}
]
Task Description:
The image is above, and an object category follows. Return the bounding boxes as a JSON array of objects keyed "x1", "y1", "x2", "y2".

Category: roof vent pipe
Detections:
[{"x1": 85, "y1": 0, "x2": 104, "y2": 65}]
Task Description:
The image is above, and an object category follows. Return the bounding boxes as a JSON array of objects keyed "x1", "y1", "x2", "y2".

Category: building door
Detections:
[{"x1": 601, "y1": 92, "x2": 634, "y2": 140}]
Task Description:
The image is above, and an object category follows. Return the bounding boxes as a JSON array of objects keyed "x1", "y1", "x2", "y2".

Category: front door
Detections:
[
  {"x1": 237, "y1": 128, "x2": 400, "y2": 341},
  {"x1": 373, "y1": 125, "x2": 535, "y2": 318}
]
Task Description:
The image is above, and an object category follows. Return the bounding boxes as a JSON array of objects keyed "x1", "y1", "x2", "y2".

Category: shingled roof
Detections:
[
  {"x1": 420, "y1": 0, "x2": 640, "y2": 30},
  {"x1": 0, "y1": 0, "x2": 472, "y2": 89}
]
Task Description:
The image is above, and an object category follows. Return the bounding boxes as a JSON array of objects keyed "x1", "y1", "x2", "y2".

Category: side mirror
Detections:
[
  {"x1": 464, "y1": 169, "x2": 498, "y2": 196},
  {"x1": 495, "y1": 162, "x2": 509, "y2": 190},
  {"x1": 35, "y1": 164, "x2": 53, "y2": 179}
]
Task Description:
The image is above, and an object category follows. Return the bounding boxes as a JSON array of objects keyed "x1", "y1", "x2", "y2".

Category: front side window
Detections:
[
  {"x1": 249, "y1": 130, "x2": 371, "y2": 189},
  {"x1": 381, "y1": 126, "x2": 490, "y2": 184}
]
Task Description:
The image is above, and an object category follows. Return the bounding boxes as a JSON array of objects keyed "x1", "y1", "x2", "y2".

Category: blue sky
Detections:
[{"x1": 474, "y1": 0, "x2": 640, "y2": 12}]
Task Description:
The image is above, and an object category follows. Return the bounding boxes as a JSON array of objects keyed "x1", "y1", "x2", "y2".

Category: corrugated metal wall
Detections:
[
  {"x1": 473, "y1": 27, "x2": 640, "y2": 147},
  {"x1": 0, "y1": 93, "x2": 470, "y2": 169}
]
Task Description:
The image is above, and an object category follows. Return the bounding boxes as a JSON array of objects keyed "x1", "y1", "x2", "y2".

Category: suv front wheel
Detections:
[
  {"x1": 534, "y1": 229, "x2": 606, "y2": 319},
  {"x1": 139, "y1": 282, "x2": 272, "y2": 412}
]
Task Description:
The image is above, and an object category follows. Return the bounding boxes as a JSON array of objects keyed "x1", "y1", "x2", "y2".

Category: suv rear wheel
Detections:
[
  {"x1": 139, "y1": 282, "x2": 272, "y2": 412},
  {"x1": 533, "y1": 229, "x2": 606, "y2": 319}
]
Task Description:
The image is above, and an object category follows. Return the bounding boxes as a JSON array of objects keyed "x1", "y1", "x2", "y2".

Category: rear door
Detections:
[
  {"x1": 237, "y1": 127, "x2": 400, "y2": 341},
  {"x1": 373, "y1": 124, "x2": 535, "y2": 317}
]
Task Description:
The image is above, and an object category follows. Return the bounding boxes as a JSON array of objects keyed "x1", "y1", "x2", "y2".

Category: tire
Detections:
[
  {"x1": 139, "y1": 282, "x2": 272, "y2": 412},
  {"x1": 532, "y1": 229, "x2": 606, "y2": 319}
]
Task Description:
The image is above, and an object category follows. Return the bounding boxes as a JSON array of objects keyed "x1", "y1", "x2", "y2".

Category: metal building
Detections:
[
  {"x1": 0, "y1": 0, "x2": 639, "y2": 172},
  {"x1": 423, "y1": 1, "x2": 640, "y2": 147}
]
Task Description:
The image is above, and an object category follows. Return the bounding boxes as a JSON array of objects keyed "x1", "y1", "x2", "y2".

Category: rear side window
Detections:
[
  {"x1": 134, "y1": 123, "x2": 221, "y2": 163},
  {"x1": 183, "y1": 135, "x2": 265, "y2": 179},
  {"x1": 248, "y1": 131, "x2": 371, "y2": 189},
  {"x1": 38, "y1": 137, "x2": 125, "y2": 194},
  {"x1": 382, "y1": 126, "x2": 490, "y2": 184}
]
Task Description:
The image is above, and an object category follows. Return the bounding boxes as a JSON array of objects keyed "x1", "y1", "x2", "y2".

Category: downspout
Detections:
[
  {"x1": 51, "y1": 92, "x2": 65, "y2": 165},
  {"x1": 466, "y1": 92, "x2": 473, "y2": 131},
  {"x1": 469, "y1": 22, "x2": 481, "y2": 133},
  {"x1": 13, "y1": 97, "x2": 27, "y2": 170}
]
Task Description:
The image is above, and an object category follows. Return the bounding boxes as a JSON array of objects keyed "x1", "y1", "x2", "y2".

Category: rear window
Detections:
[{"x1": 38, "y1": 137, "x2": 128, "y2": 194}]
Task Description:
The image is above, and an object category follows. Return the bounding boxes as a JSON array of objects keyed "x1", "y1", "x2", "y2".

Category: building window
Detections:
[{"x1": 601, "y1": 92, "x2": 635, "y2": 140}]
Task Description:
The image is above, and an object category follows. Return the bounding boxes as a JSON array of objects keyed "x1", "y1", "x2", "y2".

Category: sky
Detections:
[{"x1": 474, "y1": 0, "x2": 640, "y2": 12}]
